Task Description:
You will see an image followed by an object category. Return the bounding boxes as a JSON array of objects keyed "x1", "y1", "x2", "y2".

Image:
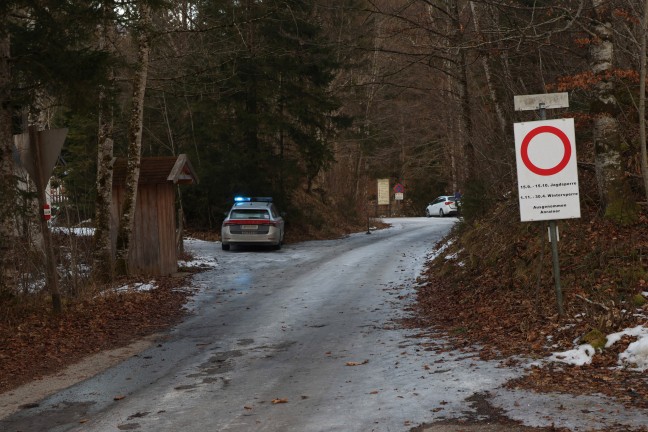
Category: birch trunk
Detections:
[
  {"x1": 93, "y1": 0, "x2": 116, "y2": 282},
  {"x1": 590, "y1": 0, "x2": 638, "y2": 223},
  {"x1": 115, "y1": 2, "x2": 151, "y2": 275},
  {"x1": 640, "y1": 0, "x2": 648, "y2": 202}
]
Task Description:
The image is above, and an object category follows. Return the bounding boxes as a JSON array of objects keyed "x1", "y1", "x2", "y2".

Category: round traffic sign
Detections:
[{"x1": 520, "y1": 125, "x2": 571, "y2": 176}]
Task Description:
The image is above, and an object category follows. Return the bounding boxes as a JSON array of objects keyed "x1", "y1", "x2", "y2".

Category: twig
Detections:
[{"x1": 575, "y1": 294, "x2": 609, "y2": 311}]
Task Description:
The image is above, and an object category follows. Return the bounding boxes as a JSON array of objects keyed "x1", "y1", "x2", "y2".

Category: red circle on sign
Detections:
[{"x1": 521, "y1": 125, "x2": 571, "y2": 176}]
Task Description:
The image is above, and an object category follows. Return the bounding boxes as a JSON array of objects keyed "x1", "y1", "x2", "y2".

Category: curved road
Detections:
[{"x1": 3, "y1": 217, "x2": 648, "y2": 432}]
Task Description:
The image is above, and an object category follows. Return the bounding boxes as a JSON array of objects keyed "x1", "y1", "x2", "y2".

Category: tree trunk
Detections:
[
  {"x1": 470, "y1": 1, "x2": 507, "y2": 137},
  {"x1": 0, "y1": 30, "x2": 17, "y2": 291},
  {"x1": 29, "y1": 126, "x2": 62, "y2": 313},
  {"x1": 115, "y1": 2, "x2": 152, "y2": 275},
  {"x1": 640, "y1": 0, "x2": 648, "y2": 202},
  {"x1": 590, "y1": 0, "x2": 638, "y2": 223},
  {"x1": 93, "y1": 0, "x2": 116, "y2": 283},
  {"x1": 446, "y1": 1, "x2": 476, "y2": 200}
]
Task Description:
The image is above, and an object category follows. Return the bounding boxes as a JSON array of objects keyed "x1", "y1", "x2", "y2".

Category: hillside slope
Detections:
[{"x1": 414, "y1": 191, "x2": 648, "y2": 407}]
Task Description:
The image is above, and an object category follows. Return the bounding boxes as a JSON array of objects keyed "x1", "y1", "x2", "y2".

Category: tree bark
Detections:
[
  {"x1": 446, "y1": 0, "x2": 475, "y2": 187},
  {"x1": 29, "y1": 126, "x2": 62, "y2": 313},
  {"x1": 590, "y1": 0, "x2": 638, "y2": 223},
  {"x1": 0, "y1": 29, "x2": 17, "y2": 291},
  {"x1": 93, "y1": 0, "x2": 116, "y2": 283},
  {"x1": 115, "y1": 2, "x2": 152, "y2": 275},
  {"x1": 470, "y1": 1, "x2": 507, "y2": 138},
  {"x1": 640, "y1": 0, "x2": 648, "y2": 202}
]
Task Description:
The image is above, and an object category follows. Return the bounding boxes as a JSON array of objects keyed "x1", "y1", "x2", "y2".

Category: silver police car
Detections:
[{"x1": 221, "y1": 197, "x2": 285, "y2": 251}]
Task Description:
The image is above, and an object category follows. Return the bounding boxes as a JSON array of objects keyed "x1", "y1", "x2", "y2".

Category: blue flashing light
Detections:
[{"x1": 233, "y1": 196, "x2": 273, "y2": 203}]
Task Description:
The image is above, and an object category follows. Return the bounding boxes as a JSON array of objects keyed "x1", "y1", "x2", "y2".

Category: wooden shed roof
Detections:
[{"x1": 113, "y1": 154, "x2": 199, "y2": 186}]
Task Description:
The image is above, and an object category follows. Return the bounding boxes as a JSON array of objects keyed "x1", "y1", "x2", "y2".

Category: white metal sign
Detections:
[
  {"x1": 514, "y1": 118, "x2": 580, "y2": 222},
  {"x1": 514, "y1": 92, "x2": 569, "y2": 111},
  {"x1": 377, "y1": 179, "x2": 390, "y2": 205}
]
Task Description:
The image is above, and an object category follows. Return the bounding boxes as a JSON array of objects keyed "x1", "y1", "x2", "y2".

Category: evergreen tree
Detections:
[{"x1": 171, "y1": 0, "x2": 349, "y2": 226}]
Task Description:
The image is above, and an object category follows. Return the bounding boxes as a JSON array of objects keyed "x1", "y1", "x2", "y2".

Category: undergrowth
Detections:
[{"x1": 417, "y1": 192, "x2": 648, "y2": 359}]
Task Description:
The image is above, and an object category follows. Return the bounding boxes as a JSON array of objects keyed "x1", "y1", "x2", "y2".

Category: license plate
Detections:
[{"x1": 241, "y1": 225, "x2": 258, "y2": 230}]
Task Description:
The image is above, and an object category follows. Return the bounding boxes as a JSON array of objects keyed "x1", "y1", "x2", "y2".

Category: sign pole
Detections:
[
  {"x1": 538, "y1": 103, "x2": 564, "y2": 316},
  {"x1": 548, "y1": 220, "x2": 564, "y2": 315},
  {"x1": 29, "y1": 126, "x2": 62, "y2": 314}
]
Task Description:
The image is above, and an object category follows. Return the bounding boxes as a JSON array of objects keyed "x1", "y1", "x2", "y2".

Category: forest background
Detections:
[{"x1": 1, "y1": 0, "x2": 648, "y2": 372}]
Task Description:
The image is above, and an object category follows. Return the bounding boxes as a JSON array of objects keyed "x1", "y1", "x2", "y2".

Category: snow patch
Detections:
[
  {"x1": 114, "y1": 281, "x2": 157, "y2": 293},
  {"x1": 549, "y1": 344, "x2": 595, "y2": 366},
  {"x1": 428, "y1": 239, "x2": 453, "y2": 262},
  {"x1": 549, "y1": 325, "x2": 648, "y2": 371},
  {"x1": 178, "y1": 256, "x2": 218, "y2": 269}
]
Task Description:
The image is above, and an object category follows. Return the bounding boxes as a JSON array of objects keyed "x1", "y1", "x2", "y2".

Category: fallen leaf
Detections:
[
  {"x1": 346, "y1": 360, "x2": 369, "y2": 366},
  {"x1": 271, "y1": 398, "x2": 288, "y2": 404}
]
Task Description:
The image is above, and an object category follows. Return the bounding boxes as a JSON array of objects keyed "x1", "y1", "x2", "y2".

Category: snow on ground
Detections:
[
  {"x1": 425, "y1": 228, "x2": 648, "y2": 372},
  {"x1": 427, "y1": 238, "x2": 453, "y2": 262},
  {"x1": 51, "y1": 226, "x2": 95, "y2": 236},
  {"x1": 180, "y1": 238, "x2": 219, "y2": 269},
  {"x1": 94, "y1": 239, "x2": 218, "y2": 296},
  {"x1": 549, "y1": 344, "x2": 596, "y2": 366},
  {"x1": 549, "y1": 310, "x2": 648, "y2": 371},
  {"x1": 608, "y1": 325, "x2": 648, "y2": 371},
  {"x1": 113, "y1": 281, "x2": 157, "y2": 293},
  {"x1": 46, "y1": 226, "x2": 648, "y2": 373}
]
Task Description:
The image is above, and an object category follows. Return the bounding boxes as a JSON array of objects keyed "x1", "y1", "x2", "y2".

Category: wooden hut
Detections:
[{"x1": 111, "y1": 154, "x2": 198, "y2": 276}]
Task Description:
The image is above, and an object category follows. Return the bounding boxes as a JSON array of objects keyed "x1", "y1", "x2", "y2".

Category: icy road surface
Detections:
[{"x1": 3, "y1": 217, "x2": 648, "y2": 432}]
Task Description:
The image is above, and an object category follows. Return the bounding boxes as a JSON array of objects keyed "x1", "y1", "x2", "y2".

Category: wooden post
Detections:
[{"x1": 29, "y1": 126, "x2": 61, "y2": 313}]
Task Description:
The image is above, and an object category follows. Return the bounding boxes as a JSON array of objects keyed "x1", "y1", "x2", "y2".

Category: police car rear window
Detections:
[{"x1": 231, "y1": 209, "x2": 270, "y2": 219}]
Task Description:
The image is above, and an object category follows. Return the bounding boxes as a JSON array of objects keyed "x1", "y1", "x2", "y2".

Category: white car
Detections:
[
  {"x1": 221, "y1": 197, "x2": 285, "y2": 250},
  {"x1": 425, "y1": 195, "x2": 459, "y2": 217}
]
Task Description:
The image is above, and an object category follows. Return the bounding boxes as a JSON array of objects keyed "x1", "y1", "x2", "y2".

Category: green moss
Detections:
[
  {"x1": 605, "y1": 200, "x2": 638, "y2": 225},
  {"x1": 582, "y1": 329, "x2": 607, "y2": 350},
  {"x1": 604, "y1": 181, "x2": 639, "y2": 225},
  {"x1": 632, "y1": 293, "x2": 647, "y2": 307}
]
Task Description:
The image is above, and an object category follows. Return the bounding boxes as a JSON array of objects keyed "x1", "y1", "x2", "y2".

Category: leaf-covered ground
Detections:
[
  {"x1": 0, "y1": 198, "x2": 377, "y2": 396},
  {"x1": 411, "y1": 194, "x2": 648, "y2": 415},
  {"x1": 0, "y1": 275, "x2": 192, "y2": 393}
]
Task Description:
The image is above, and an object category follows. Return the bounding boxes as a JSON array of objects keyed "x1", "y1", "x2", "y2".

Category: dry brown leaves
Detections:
[
  {"x1": 507, "y1": 364, "x2": 648, "y2": 410},
  {"x1": 413, "y1": 198, "x2": 648, "y2": 408},
  {"x1": 0, "y1": 276, "x2": 191, "y2": 393}
]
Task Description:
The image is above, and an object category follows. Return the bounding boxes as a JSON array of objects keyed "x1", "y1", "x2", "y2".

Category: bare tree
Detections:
[
  {"x1": 590, "y1": 0, "x2": 638, "y2": 223},
  {"x1": 0, "y1": 28, "x2": 16, "y2": 291},
  {"x1": 115, "y1": 1, "x2": 152, "y2": 275},
  {"x1": 93, "y1": 0, "x2": 117, "y2": 283},
  {"x1": 641, "y1": 0, "x2": 648, "y2": 202}
]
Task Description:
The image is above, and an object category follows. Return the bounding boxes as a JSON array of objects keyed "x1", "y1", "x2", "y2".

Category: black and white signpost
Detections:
[{"x1": 513, "y1": 93, "x2": 580, "y2": 316}]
